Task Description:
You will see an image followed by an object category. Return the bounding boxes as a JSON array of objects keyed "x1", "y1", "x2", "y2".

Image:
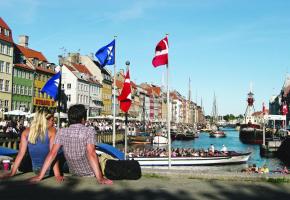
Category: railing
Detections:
[{"x1": 0, "y1": 132, "x2": 124, "y2": 151}]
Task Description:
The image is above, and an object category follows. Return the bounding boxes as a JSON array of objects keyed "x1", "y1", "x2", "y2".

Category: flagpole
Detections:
[
  {"x1": 57, "y1": 55, "x2": 63, "y2": 130},
  {"x1": 124, "y1": 61, "x2": 130, "y2": 160},
  {"x1": 166, "y1": 34, "x2": 171, "y2": 168},
  {"x1": 113, "y1": 36, "x2": 117, "y2": 147}
]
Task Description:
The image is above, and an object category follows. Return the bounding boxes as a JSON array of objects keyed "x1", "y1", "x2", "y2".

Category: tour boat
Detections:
[
  {"x1": 96, "y1": 144, "x2": 251, "y2": 166},
  {"x1": 131, "y1": 151, "x2": 251, "y2": 166}
]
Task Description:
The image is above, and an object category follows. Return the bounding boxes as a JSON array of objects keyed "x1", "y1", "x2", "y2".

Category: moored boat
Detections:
[
  {"x1": 96, "y1": 144, "x2": 251, "y2": 167},
  {"x1": 131, "y1": 151, "x2": 251, "y2": 166},
  {"x1": 128, "y1": 132, "x2": 152, "y2": 144},
  {"x1": 210, "y1": 131, "x2": 226, "y2": 138}
]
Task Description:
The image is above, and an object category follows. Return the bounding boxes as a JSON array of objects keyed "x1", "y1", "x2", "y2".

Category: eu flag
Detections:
[
  {"x1": 41, "y1": 72, "x2": 61, "y2": 100},
  {"x1": 95, "y1": 39, "x2": 115, "y2": 67}
]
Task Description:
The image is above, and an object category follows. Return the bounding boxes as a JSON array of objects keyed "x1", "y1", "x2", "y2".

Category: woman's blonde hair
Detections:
[{"x1": 28, "y1": 110, "x2": 53, "y2": 144}]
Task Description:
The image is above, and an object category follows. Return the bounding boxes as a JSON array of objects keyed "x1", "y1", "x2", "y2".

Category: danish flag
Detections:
[
  {"x1": 118, "y1": 69, "x2": 132, "y2": 113},
  {"x1": 152, "y1": 36, "x2": 168, "y2": 67}
]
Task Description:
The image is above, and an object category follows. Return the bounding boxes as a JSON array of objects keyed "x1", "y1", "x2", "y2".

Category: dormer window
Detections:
[{"x1": 4, "y1": 29, "x2": 9, "y2": 36}]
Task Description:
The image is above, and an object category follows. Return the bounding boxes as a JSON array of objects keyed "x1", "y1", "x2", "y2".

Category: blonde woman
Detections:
[{"x1": 0, "y1": 110, "x2": 63, "y2": 182}]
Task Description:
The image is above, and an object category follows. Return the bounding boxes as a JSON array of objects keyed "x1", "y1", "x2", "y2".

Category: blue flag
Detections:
[
  {"x1": 41, "y1": 72, "x2": 61, "y2": 100},
  {"x1": 95, "y1": 39, "x2": 115, "y2": 67}
]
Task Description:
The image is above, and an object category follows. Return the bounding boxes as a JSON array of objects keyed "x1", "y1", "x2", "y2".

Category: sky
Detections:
[{"x1": 2, "y1": 0, "x2": 290, "y2": 116}]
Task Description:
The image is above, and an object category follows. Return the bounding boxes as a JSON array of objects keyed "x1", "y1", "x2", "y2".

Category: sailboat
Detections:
[{"x1": 209, "y1": 93, "x2": 226, "y2": 138}]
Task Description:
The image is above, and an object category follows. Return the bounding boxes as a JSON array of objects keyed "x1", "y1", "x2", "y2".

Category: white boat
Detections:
[
  {"x1": 131, "y1": 152, "x2": 251, "y2": 166},
  {"x1": 96, "y1": 144, "x2": 251, "y2": 167},
  {"x1": 153, "y1": 136, "x2": 168, "y2": 144}
]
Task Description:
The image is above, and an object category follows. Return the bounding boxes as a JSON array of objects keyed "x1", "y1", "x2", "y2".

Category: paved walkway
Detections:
[{"x1": 1, "y1": 170, "x2": 290, "y2": 200}]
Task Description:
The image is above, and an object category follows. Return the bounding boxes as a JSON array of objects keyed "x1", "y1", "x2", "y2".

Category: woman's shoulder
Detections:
[
  {"x1": 47, "y1": 126, "x2": 57, "y2": 137},
  {"x1": 22, "y1": 127, "x2": 30, "y2": 137}
]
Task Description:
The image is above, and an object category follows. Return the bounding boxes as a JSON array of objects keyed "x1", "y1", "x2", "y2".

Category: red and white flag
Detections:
[
  {"x1": 118, "y1": 69, "x2": 132, "y2": 113},
  {"x1": 152, "y1": 36, "x2": 168, "y2": 67},
  {"x1": 282, "y1": 102, "x2": 288, "y2": 115}
]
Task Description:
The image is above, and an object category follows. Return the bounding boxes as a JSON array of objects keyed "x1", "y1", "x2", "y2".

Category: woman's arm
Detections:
[
  {"x1": 48, "y1": 127, "x2": 64, "y2": 182},
  {"x1": 0, "y1": 128, "x2": 29, "y2": 178}
]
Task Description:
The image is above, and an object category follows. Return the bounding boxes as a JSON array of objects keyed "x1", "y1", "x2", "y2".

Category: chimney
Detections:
[{"x1": 19, "y1": 35, "x2": 29, "y2": 48}]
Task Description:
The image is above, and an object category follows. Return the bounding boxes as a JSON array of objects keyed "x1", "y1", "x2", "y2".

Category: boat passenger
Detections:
[
  {"x1": 209, "y1": 144, "x2": 215, "y2": 156},
  {"x1": 221, "y1": 144, "x2": 228, "y2": 155}
]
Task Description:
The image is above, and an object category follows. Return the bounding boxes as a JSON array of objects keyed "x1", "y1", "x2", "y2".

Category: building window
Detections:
[
  {"x1": 0, "y1": 44, "x2": 4, "y2": 54},
  {"x1": 7, "y1": 46, "x2": 11, "y2": 56},
  {"x1": 25, "y1": 72, "x2": 29, "y2": 79},
  {"x1": 4, "y1": 100, "x2": 8, "y2": 107},
  {"x1": 5, "y1": 80, "x2": 9, "y2": 92},
  {"x1": 0, "y1": 61, "x2": 4, "y2": 72},
  {"x1": 0, "y1": 79, "x2": 3, "y2": 91},
  {"x1": 5, "y1": 62, "x2": 10, "y2": 74},
  {"x1": 20, "y1": 85, "x2": 24, "y2": 95},
  {"x1": 67, "y1": 83, "x2": 71, "y2": 89},
  {"x1": 4, "y1": 29, "x2": 9, "y2": 36},
  {"x1": 13, "y1": 68, "x2": 17, "y2": 76},
  {"x1": 12, "y1": 84, "x2": 16, "y2": 93},
  {"x1": 12, "y1": 101, "x2": 16, "y2": 110},
  {"x1": 24, "y1": 86, "x2": 28, "y2": 95},
  {"x1": 16, "y1": 85, "x2": 20, "y2": 94},
  {"x1": 21, "y1": 71, "x2": 25, "y2": 78},
  {"x1": 28, "y1": 87, "x2": 32, "y2": 96},
  {"x1": 67, "y1": 94, "x2": 71, "y2": 102}
]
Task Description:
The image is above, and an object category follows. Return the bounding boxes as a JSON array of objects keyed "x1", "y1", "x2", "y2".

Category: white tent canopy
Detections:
[
  {"x1": 4, "y1": 110, "x2": 28, "y2": 116},
  {"x1": 54, "y1": 112, "x2": 68, "y2": 119}
]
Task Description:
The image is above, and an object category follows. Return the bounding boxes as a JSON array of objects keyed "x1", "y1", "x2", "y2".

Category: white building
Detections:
[{"x1": 61, "y1": 62, "x2": 102, "y2": 116}]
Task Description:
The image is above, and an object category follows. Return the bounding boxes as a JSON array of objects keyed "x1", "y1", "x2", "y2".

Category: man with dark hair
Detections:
[{"x1": 29, "y1": 104, "x2": 113, "y2": 185}]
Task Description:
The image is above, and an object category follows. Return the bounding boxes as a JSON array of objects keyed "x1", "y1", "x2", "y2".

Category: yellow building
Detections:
[
  {"x1": 100, "y1": 67, "x2": 112, "y2": 115},
  {"x1": 0, "y1": 18, "x2": 14, "y2": 119}
]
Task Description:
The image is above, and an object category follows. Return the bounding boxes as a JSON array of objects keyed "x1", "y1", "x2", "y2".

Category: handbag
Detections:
[{"x1": 104, "y1": 159, "x2": 142, "y2": 180}]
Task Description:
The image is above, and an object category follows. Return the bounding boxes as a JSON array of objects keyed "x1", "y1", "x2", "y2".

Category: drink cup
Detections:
[{"x1": 2, "y1": 160, "x2": 10, "y2": 171}]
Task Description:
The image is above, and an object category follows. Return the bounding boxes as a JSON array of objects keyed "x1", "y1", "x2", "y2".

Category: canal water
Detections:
[{"x1": 126, "y1": 128, "x2": 285, "y2": 172}]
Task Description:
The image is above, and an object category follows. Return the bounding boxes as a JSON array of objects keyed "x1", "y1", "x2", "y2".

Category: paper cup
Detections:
[{"x1": 2, "y1": 160, "x2": 10, "y2": 171}]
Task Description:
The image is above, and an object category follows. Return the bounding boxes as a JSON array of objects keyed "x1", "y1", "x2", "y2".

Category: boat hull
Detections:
[{"x1": 132, "y1": 152, "x2": 251, "y2": 166}]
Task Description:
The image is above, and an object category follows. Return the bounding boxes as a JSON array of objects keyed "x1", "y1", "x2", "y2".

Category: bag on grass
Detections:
[{"x1": 104, "y1": 159, "x2": 141, "y2": 180}]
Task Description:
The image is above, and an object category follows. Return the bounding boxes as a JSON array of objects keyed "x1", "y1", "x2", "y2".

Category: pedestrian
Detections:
[
  {"x1": 0, "y1": 110, "x2": 63, "y2": 182},
  {"x1": 29, "y1": 104, "x2": 112, "y2": 185}
]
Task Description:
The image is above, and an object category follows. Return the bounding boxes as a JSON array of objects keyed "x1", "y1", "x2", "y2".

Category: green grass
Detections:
[
  {"x1": 142, "y1": 173, "x2": 170, "y2": 180},
  {"x1": 267, "y1": 177, "x2": 290, "y2": 184}
]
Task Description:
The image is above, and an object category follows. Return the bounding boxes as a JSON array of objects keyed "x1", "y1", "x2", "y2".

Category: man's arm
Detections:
[
  {"x1": 29, "y1": 143, "x2": 61, "y2": 183},
  {"x1": 86, "y1": 144, "x2": 113, "y2": 185}
]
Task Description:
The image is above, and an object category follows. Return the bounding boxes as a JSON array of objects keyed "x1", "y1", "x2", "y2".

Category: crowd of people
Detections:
[{"x1": 128, "y1": 145, "x2": 230, "y2": 158}]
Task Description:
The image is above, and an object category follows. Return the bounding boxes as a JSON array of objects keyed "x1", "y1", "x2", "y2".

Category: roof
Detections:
[
  {"x1": 0, "y1": 17, "x2": 13, "y2": 43},
  {"x1": 72, "y1": 63, "x2": 93, "y2": 76},
  {"x1": 35, "y1": 66, "x2": 56, "y2": 75},
  {"x1": 16, "y1": 45, "x2": 47, "y2": 62},
  {"x1": 14, "y1": 64, "x2": 34, "y2": 71}
]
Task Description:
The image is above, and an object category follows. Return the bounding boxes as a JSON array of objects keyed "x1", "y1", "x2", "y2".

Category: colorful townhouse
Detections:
[
  {"x1": 0, "y1": 18, "x2": 13, "y2": 118},
  {"x1": 14, "y1": 36, "x2": 56, "y2": 112}
]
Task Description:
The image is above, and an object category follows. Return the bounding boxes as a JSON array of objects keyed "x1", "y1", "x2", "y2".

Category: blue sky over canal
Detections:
[{"x1": 2, "y1": 0, "x2": 290, "y2": 115}]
